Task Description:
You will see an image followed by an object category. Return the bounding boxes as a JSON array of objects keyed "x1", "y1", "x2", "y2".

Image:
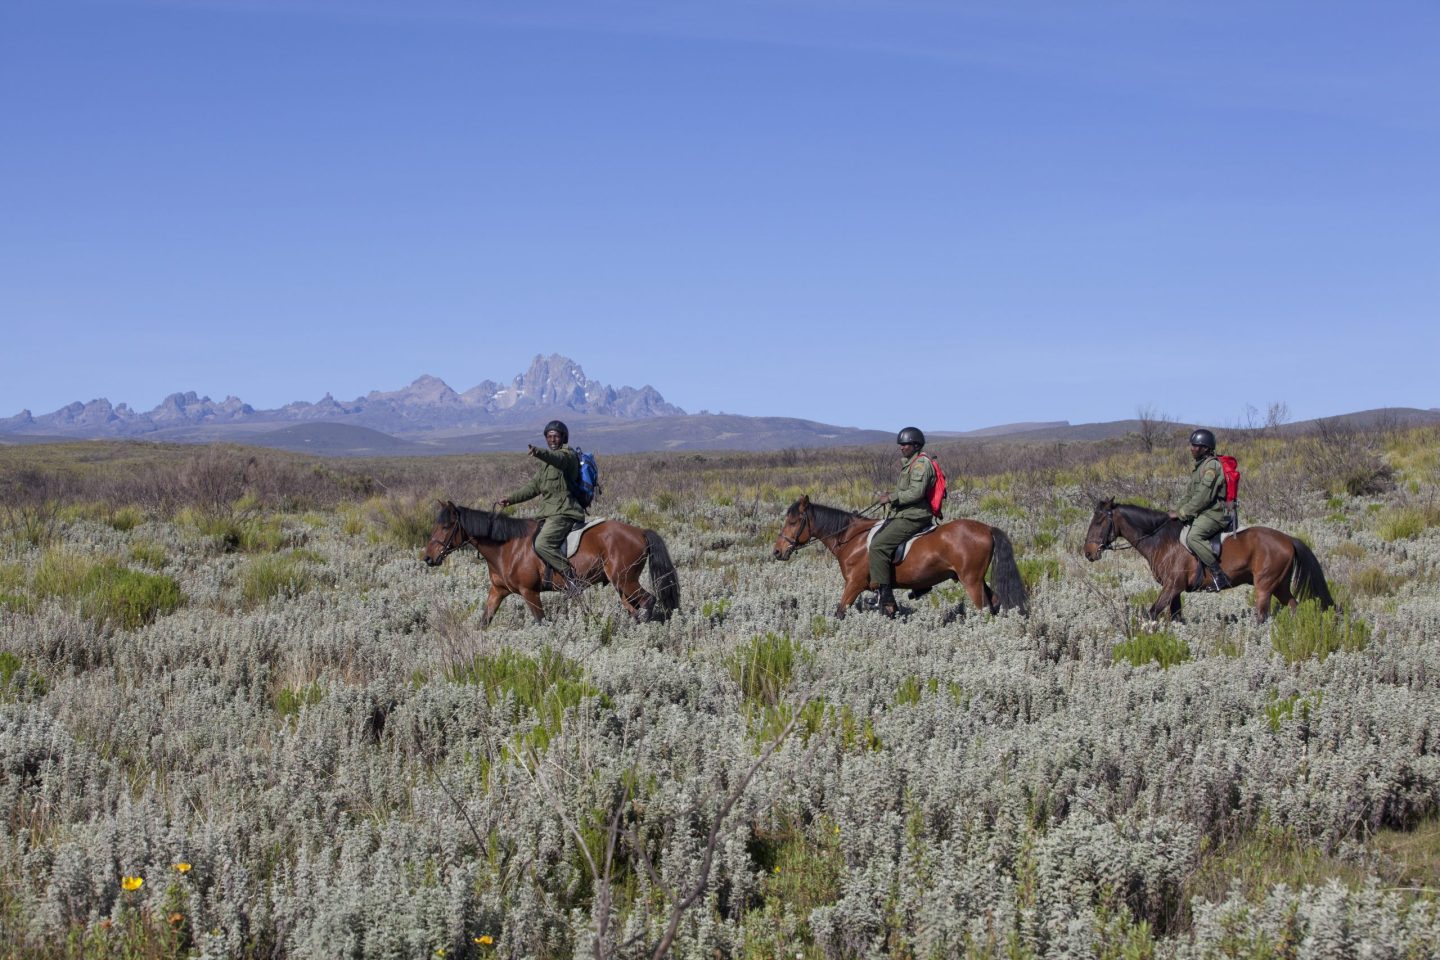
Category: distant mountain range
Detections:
[
  {"x1": 0, "y1": 355, "x2": 680, "y2": 437},
  {"x1": 3, "y1": 355, "x2": 1436, "y2": 455},
  {"x1": 0, "y1": 354, "x2": 899, "y2": 453}
]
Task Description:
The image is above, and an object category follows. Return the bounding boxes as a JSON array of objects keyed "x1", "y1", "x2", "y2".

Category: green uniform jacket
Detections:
[
  {"x1": 1176, "y1": 454, "x2": 1227, "y2": 524},
  {"x1": 506, "y1": 446, "x2": 586, "y2": 521},
  {"x1": 889, "y1": 453, "x2": 936, "y2": 522}
]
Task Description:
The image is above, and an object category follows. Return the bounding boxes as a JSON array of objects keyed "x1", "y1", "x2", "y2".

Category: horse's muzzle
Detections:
[
  {"x1": 1083, "y1": 543, "x2": 1102, "y2": 562},
  {"x1": 773, "y1": 546, "x2": 792, "y2": 561}
]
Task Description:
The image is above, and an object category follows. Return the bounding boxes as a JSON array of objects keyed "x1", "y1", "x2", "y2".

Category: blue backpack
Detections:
[{"x1": 572, "y1": 448, "x2": 601, "y2": 508}]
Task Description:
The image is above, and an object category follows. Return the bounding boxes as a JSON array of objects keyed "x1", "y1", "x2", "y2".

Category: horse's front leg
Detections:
[
  {"x1": 479, "y1": 585, "x2": 509, "y2": 628},
  {"x1": 836, "y1": 575, "x2": 869, "y2": 619},
  {"x1": 1148, "y1": 585, "x2": 1183, "y2": 622},
  {"x1": 517, "y1": 588, "x2": 545, "y2": 622}
]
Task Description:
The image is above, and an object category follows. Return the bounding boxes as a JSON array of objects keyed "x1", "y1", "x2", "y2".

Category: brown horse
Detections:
[
  {"x1": 772, "y1": 495, "x2": 1028, "y2": 618},
  {"x1": 1082, "y1": 498, "x2": 1335, "y2": 622},
  {"x1": 422, "y1": 501, "x2": 680, "y2": 625}
]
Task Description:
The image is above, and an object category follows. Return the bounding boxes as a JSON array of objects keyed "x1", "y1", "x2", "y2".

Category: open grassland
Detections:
[{"x1": 1, "y1": 423, "x2": 1439, "y2": 959}]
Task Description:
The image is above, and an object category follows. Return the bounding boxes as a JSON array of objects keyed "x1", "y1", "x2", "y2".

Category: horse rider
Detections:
[
  {"x1": 869, "y1": 426, "x2": 937, "y2": 617},
  {"x1": 497, "y1": 420, "x2": 587, "y2": 598},
  {"x1": 1168, "y1": 427, "x2": 1230, "y2": 591}
]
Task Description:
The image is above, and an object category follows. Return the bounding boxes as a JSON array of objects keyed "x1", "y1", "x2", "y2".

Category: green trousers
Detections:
[
  {"x1": 868, "y1": 516, "x2": 930, "y2": 587},
  {"x1": 535, "y1": 516, "x2": 577, "y2": 577},
  {"x1": 1185, "y1": 515, "x2": 1226, "y2": 568}
]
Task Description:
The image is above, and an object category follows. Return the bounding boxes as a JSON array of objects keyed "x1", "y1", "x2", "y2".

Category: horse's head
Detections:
[
  {"x1": 1083, "y1": 498, "x2": 1116, "y2": 562},
  {"x1": 423, "y1": 500, "x2": 464, "y2": 567},
  {"x1": 773, "y1": 495, "x2": 814, "y2": 561}
]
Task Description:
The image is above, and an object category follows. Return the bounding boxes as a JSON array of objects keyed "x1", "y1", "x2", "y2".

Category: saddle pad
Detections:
[
  {"x1": 864, "y1": 519, "x2": 939, "y2": 564},
  {"x1": 565, "y1": 518, "x2": 607, "y2": 557}
]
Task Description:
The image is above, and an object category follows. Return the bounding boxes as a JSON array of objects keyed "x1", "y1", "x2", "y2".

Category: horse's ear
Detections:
[
  {"x1": 798, "y1": 494, "x2": 810, "y2": 509},
  {"x1": 1101, "y1": 497, "x2": 1114, "y2": 509}
]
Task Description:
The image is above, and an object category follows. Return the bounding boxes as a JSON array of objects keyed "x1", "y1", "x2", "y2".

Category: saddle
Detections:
[
  {"x1": 1178, "y1": 523, "x2": 1238, "y2": 565},
  {"x1": 865, "y1": 519, "x2": 939, "y2": 564},
  {"x1": 563, "y1": 518, "x2": 606, "y2": 557}
]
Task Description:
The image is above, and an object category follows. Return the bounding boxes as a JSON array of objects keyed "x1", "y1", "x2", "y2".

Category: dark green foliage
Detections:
[
  {"x1": 1113, "y1": 629, "x2": 1191, "y2": 670},
  {"x1": 274, "y1": 682, "x2": 325, "y2": 718},
  {"x1": 0, "y1": 650, "x2": 48, "y2": 701},
  {"x1": 76, "y1": 562, "x2": 184, "y2": 630}
]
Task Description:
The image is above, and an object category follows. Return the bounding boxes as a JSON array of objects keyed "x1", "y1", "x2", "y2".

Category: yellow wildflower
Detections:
[
  {"x1": 121, "y1": 876, "x2": 143, "y2": 891},
  {"x1": 173, "y1": 862, "x2": 192, "y2": 874},
  {"x1": 475, "y1": 935, "x2": 494, "y2": 945}
]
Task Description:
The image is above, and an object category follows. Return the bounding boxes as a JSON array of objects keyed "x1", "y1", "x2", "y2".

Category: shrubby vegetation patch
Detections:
[{"x1": 1, "y1": 426, "x2": 1438, "y2": 957}]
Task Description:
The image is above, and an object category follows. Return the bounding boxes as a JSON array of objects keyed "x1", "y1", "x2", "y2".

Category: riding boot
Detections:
[
  {"x1": 1205, "y1": 564, "x2": 1230, "y2": 592},
  {"x1": 878, "y1": 585, "x2": 898, "y2": 618}
]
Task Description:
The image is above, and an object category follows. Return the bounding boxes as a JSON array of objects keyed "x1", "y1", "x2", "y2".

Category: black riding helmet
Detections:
[
  {"x1": 1188, "y1": 428, "x2": 1216, "y2": 450},
  {"x1": 543, "y1": 420, "x2": 569, "y2": 443},
  {"x1": 896, "y1": 426, "x2": 925, "y2": 448}
]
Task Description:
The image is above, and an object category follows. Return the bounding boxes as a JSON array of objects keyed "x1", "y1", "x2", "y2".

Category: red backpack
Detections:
[
  {"x1": 1217, "y1": 455, "x2": 1240, "y2": 502},
  {"x1": 914, "y1": 453, "x2": 948, "y2": 518},
  {"x1": 1217, "y1": 454, "x2": 1240, "y2": 529}
]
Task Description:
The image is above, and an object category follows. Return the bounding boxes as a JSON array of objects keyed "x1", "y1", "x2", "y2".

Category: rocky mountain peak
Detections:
[{"x1": 2, "y1": 354, "x2": 683, "y2": 440}]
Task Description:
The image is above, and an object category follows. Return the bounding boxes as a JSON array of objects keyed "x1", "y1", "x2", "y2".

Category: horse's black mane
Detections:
[
  {"x1": 788, "y1": 499, "x2": 864, "y2": 540},
  {"x1": 1112, "y1": 502, "x2": 1178, "y2": 541},
  {"x1": 440, "y1": 503, "x2": 535, "y2": 543}
]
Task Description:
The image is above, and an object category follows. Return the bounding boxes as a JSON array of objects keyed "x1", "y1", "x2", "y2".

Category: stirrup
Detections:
[
  {"x1": 561, "y1": 570, "x2": 585, "y2": 599},
  {"x1": 1204, "y1": 567, "x2": 1230, "y2": 592}
]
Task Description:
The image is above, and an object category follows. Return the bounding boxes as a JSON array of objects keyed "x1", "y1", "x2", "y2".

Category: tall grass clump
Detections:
[
  {"x1": 32, "y1": 548, "x2": 93, "y2": 598},
  {"x1": 727, "y1": 632, "x2": 808, "y2": 707},
  {"x1": 1017, "y1": 556, "x2": 1061, "y2": 592},
  {"x1": 76, "y1": 562, "x2": 184, "y2": 630},
  {"x1": 364, "y1": 495, "x2": 434, "y2": 548},
  {"x1": 1113, "y1": 626, "x2": 1192, "y2": 670},
  {"x1": 240, "y1": 551, "x2": 319, "y2": 607},
  {"x1": 30, "y1": 552, "x2": 184, "y2": 629},
  {"x1": 447, "y1": 647, "x2": 602, "y2": 752},
  {"x1": 107, "y1": 505, "x2": 145, "y2": 531},
  {"x1": 1377, "y1": 506, "x2": 1440, "y2": 542},
  {"x1": 1270, "y1": 601, "x2": 1371, "y2": 663}
]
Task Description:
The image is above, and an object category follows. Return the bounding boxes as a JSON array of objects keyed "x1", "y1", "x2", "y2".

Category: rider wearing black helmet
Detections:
[
  {"x1": 868, "y1": 427, "x2": 937, "y2": 617},
  {"x1": 1168, "y1": 427, "x2": 1230, "y2": 590},
  {"x1": 497, "y1": 420, "x2": 587, "y2": 598}
]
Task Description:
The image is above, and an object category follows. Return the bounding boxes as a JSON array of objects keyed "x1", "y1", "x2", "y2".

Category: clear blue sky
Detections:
[{"x1": 3, "y1": 0, "x2": 1436, "y2": 432}]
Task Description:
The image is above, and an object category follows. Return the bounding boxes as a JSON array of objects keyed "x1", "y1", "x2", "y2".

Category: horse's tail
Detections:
[
  {"x1": 1290, "y1": 537, "x2": 1336, "y2": 610},
  {"x1": 989, "y1": 527, "x2": 1030, "y2": 615},
  {"x1": 644, "y1": 529, "x2": 682, "y2": 618}
]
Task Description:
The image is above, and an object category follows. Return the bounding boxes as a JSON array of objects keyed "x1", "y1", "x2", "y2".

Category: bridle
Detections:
[
  {"x1": 1086, "y1": 503, "x2": 1167, "y2": 554},
  {"x1": 776, "y1": 509, "x2": 815, "y2": 556},
  {"x1": 778, "y1": 503, "x2": 880, "y2": 557},
  {"x1": 426, "y1": 516, "x2": 464, "y2": 562}
]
